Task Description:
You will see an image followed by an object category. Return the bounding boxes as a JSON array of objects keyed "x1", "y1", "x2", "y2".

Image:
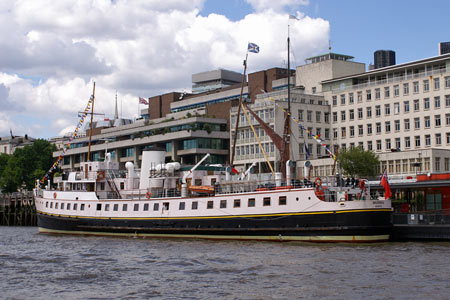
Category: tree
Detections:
[
  {"x1": 338, "y1": 147, "x2": 379, "y2": 178},
  {"x1": 0, "y1": 139, "x2": 56, "y2": 192}
]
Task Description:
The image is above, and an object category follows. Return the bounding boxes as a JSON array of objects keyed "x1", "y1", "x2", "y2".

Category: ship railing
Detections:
[
  {"x1": 393, "y1": 209, "x2": 450, "y2": 225},
  {"x1": 214, "y1": 179, "x2": 308, "y2": 195}
]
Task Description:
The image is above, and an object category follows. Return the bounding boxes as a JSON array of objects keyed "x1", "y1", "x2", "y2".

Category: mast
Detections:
[
  {"x1": 281, "y1": 25, "x2": 291, "y2": 179},
  {"x1": 87, "y1": 82, "x2": 96, "y2": 162},
  {"x1": 230, "y1": 53, "x2": 248, "y2": 168}
]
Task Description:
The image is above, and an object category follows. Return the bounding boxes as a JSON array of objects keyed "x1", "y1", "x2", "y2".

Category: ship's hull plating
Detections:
[{"x1": 37, "y1": 209, "x2": 392, "y2": 242}]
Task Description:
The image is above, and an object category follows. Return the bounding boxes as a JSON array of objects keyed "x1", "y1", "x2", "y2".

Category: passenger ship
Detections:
[{"x1": 34, "y1": 149, "x2": 392, "y2": 242}]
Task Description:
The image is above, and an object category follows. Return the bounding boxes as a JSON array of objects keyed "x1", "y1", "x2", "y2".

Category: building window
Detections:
[
  {"x1": 423, "y1": 79, "x2": 429, "y2": 92},
  {"x1": 384, "y1": 86, "x2": 390, "y2": 98},
  {"x1": 324, "y1": 113, "x2": 330, "y2": 123},
  {"x1": 414, "y1": 117, "x2": 420, "y2": 129},
  {"x1": 414, "y1": 99, "x2": 419, "y2": 111},
  {"x1": 424, "y1": 116, "x2": 431, "y2": 128},
  {"x1": 366, "y1": 107, "x2": 372, "y2": 118},
  {"x1": 385, "y1": 104, "x2": 390, "y2": 115},
  {"x1": 385, "y1": 121, "x2": 391, "y2": 133},
  {"x1": 333, "y1": 112, "x2": 338, "y2": 123},
  {"x1": 349, "y1": 109, "x2": 354, "y2": 121},
  {"x1": 279, "y1": 196, "x2": 287, "y2": 205},
  {"x1": 341, "y1": 127, "x2": 346, "y2": 138},
  {"x1": 425, "y1": 135, "x2": 431, "y2": 146},
  {"x1": 404, "y1": 101, "x2": 410, "y2": 113},
  {"x1": 375, "y1": 105, "x2": 381, "y2": 117},
  {"x1": 358, "y1": 108, "x2": 363, "y2": 119},
  {"x1": 385, "y1": 139, "x2": 391, "y2": 150},
  {"x1": 376, "y1": 123, "x2": 381, "y2": 134},
  {"x1": 395, "y1": 138, "x2": 401, "y2": 149},
  {"x1": 404, "y1": 119, "x2": 410, "y2": 130},
  {"x1": 445, "y1": 76, "x2": 450, "y2": 88},
  {"x1": 325, "y1": 128, "x2": 330, "y2": 139},
  {"x1": 333, "y1": 128, "x2": 338, "y2": 139},
  {"x1": 445, "y1": 158, "x2": 450, "y2": 171},
  {"x1": 248, "y1": 198, "x2": 255, "y2": 207},
  {"x1": 357, "y1": 91, "x2": 362, "y2": 102},
  {"x1": 191, "y1": 201, "x2": 198, "y2": 210},
  {"x1": 435, "y1": 96, "x2": 441, "y2": 108},
  {"x1": 340, "y1": 94, "x2": 346, "y2": 105},
  {"x1": 435, "y1": 115, "x2": 441, "y2": 127},
  {"x1": 367, "y1": 124, "x2": 372, "y2": 135},
  {"x1": 405, "y1": 136, "x2": 411, "y2": 148},
  {"x1": 403, "y1": 83, "x2": 409, "y2": 95},
  {"x1": 349, "y1": 93, "x2": 354, "y2": 104},
  {"x1": 393, "y1": 102, "x2": 400, "y2": 115},
  {"x1": 367, "y1": 141, "x2": 373, "y2": 150},
  {"x1": 434, "y1": 77, "x2": 440, "y2": 90},
  {"x1": 234, "y1": 199, "x2": 240, "y2": 208},
  {"x1": 446, "y1": 114, "x2": 450, "y2": 125},
  {"x1": 424, "y1": 98, "x2": 430, "y2": 110},
  {"x1": 413, "y1": 81, "x2": 419, "y2": 93},
  {"x1": 263, "y1": 197, "x2": 271, "y2": 206},
  {"x1": 435, "y1": 157, "x2": 441, "y2": 171},
  {"x1": 395, "y1": 120, "x2": 400, "y2": 131},
  {"x1": 366, "y1": 90, "x2": 372, "y2": 101},
  {"x1": 350, "y1": 126, "x2": 355, "y2": 137},
  {"x1": 307, "y1": 111, "x2": 312, "y2": 121},
  {"x1": 394, "y1": 85, "x2": 399, "y2": 97},
  {"x1": 447, "y1": 133, "x2": 450, "y2": 144},
  {"x1": 376, "y1": 140, "x2": 382, "y2": 151},
  {"x1": 375, "y1": 88, "x2": 380, "y2": 99},
  {"x1": 207, "y1": 201, "x2": 213, "y2": 209},
  {"x1": 436, "y1": 133, "x2": 442, "y2": 145},
  {"x1": 446, "y1": 95, "x2": 450, "y2": 107},
  {"x1": 316, "y1": 111, "x2": 321, "y2": 122},
  {"x1": 358, "y1": 125, "x2": 363, "y2": 136},
  {"x1": 415, "y1": 136, "x2": 421, "y2": 147},
  {"x1": 332, "y1": 96, "x2": 337, "y2": 106},
  {"x1": 341, "y1": 111, "x2": 346, "y2": 121}
]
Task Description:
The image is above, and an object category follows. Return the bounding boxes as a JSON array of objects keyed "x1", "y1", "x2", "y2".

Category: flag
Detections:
[
  {"x1": 305, "y1": 143, "x2": 310, "y2": 159},
  {"x1": 381, "y1": 170, "x2": 392, "y2": 199},
  {"x1": 10, "y1": 128, "x2": 14, "y2": 138},
  {"x1": 248, "y1": 42, "x2": 260, "y2": 53},
  {"x1": 289, "y1": 14, "x2": 298, "y2": 20},
  {"x1": 231, "y1": 167, "x2": 239, "y2": 174},
  {"x1": 139, "y1": 97, "x2": 148, "y2": 105}
]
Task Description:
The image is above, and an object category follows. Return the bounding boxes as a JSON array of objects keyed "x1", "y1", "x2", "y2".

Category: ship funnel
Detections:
[
  {"x1": 125, "y1": 162, "x2": 134, "y2": 190},
  {"x1": 139, "y1": 148, "x2": 166, "y2": 190}
]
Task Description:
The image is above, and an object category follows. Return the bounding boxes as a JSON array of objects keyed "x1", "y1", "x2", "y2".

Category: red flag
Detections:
[
  {"x1": 139, "y1": 97, "x2": 148, "y2": 105},
  {"x1": 381, "y1": 170, "x2": 391, "y2": 199},
  {"x1": 231, "y1": 167, "x2": 239, "y2": 174}
]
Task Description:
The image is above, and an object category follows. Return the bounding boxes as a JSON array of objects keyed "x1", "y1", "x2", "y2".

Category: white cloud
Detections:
[{"x1": 0, "y1": 0, "x2": 329, "y2": 138}]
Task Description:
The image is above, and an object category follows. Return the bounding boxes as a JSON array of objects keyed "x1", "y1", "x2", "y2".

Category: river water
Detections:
[{"x1": 1, "y1": 227, "x2": 449, "y2": 300}]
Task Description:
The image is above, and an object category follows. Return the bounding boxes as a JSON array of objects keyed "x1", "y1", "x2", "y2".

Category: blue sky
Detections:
[{"x1": 0, "y1": 0, "x2": 449, "y2": 139}]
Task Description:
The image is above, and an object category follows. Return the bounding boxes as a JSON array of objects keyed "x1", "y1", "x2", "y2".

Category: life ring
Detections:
[
  {"x1": 146, "y1": 191, "x2": 151, "y2": 199},
  {"x1": 314, "y1": 177, "x2": 322, "y2": 187},
  {"x1": 97, "y1": 171, "x2": 105, "y2": 180},
  {"x1": 53, "y1": 192, "x2": 57, "y2": 199},
  {"x1": 359, "y1": 180, "x2": 366, "y2": 190}
]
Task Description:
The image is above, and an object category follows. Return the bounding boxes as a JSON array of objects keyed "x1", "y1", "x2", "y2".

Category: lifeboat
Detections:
[{"x1": 188, "y1": 185, "x2": 215, "y2": 194}]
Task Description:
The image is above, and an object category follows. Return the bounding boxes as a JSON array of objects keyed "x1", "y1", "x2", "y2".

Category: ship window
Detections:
[
  {"x1": 134, "y1": 204, "x2": 139, "y2": 211},
  {"x1": 263, "y1": 197, "x2": 271, "y2": 206},
  {"x1": 50, "y1": 202, "x2": 53, "y2": 208},
  {"x1": 207, "y1": 201, "x2": 213, "y2": 209},
  {"x1": 55, "y1": 202, "x2": 58, "y2": 209},
  {"x1": 192, "y1": 201, "x2": 198, "y2": 210},
  {"x1": 248, "y1": 198, "x2": 255, "y2": 207},
  {"x1": 45, "y1": 201, "x2": 48, "y2": 208},
  {"x1": 61, "y1": 203, "x2": 64, "y2": 210},
  {"x1": 143, "y1": 203, "x2": 149, "y2": 211},
  {"x1": 97, "y1": 204, "x2": 102, "y2": 211},
  {"x1": 113, "y1": 204, "x2": 118, "y2": 211},
  {"x1": 234, "y1": 199, "x2": 240, "y2": 208},
  {"x1": 74, "y1": 203, "x2": 78, "y2": 210},
  {"x1": 179, "y1": 202, "x2": 185, "y2": 210},
  {"x1": 220, "y1": 200, "x2": 227, "y2": 208},
  {"x1": 80, "y1": 204, "x2": 85, "y2": 211},
  {"x1": 279, "y1": 196, "x2": 287, "y2": 205},
  {"x1": 105, "y1": 204, "x2": 110, "y2": 211},
  {"x1": 153, "y1": 203, "x2": 159, "y2": 211},
  {"x1": 100, "y1": 182, "x2": 105, "y2": 190},
  {"x1": 120, "y1": 182, "x2": 124, "y2": 190},
  {"x1": 122, "y1": 204, "x2": 127, "y2": 211},
  {"x1": 67, "y1": 203, "x2": 71, "y2": 210},
  {"x1": 163, "y1": 202, "x2": 169, "y2": 210}
]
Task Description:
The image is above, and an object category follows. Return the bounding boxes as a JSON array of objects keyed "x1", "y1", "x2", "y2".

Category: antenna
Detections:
[{"x1": 329, "y1": 40, "x2": 332, "y2": 53}]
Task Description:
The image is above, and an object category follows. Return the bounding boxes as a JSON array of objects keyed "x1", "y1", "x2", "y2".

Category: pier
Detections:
[{"x1": 0, "y1": 192, "x2": 36, "y2": 226}]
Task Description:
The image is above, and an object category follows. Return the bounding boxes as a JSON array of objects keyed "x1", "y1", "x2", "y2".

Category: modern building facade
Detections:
[{"x1": 374, "y1": 50, "x2": 396, "y2": 69}]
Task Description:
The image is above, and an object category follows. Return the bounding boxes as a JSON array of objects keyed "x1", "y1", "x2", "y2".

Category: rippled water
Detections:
[{"x1": 1, "y1": 227, "x2": 449, "y2": 299}]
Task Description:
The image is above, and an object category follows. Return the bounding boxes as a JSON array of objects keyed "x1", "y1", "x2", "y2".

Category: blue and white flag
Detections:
[
  {"x1": 248, "y1": 42, "x2": 260, "y2": 53},
  {"x1": 305, "y1": 143, "x2": 310, "y2": 159}
]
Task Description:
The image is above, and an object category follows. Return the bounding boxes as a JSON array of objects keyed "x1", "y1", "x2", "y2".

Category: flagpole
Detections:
[{"x1": 87, "y1": 82, "x2": 96, "y2": 162}]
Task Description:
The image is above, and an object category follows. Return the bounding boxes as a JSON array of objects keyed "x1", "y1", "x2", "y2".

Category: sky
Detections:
[{"x1": 0, "y1": 0, "x2": 449, "y2": 139}]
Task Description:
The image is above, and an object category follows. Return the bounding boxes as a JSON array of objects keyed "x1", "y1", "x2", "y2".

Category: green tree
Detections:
[
  {"x1": 0, "y1": 139, "x2": 56, "y2": 192},
  {"x1": 338, "y1": 147, "x2": 379, "y2": 178}
]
